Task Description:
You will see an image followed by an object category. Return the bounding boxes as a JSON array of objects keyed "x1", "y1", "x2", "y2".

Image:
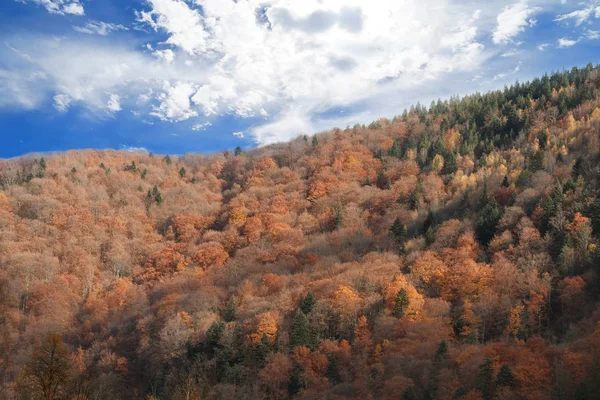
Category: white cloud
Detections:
[
  {"x1": 501, "y1": 49, "x2": 522, "y2": 57},
  {"x1": 107, "y1": 94, "x2": 122, "y2": 112},
  {"x1": 134, "y1": 0, "x2": 490, "y2": 141},
  {"x1": 121, "y1": 145, "x2": 149, "y2": 152},
  {"x1": 9, "y1": 0, "x2": 570, "y2": 146},
  {"x1": 492, "y1": 1, "x2": 540, "y2": 44},
  {"x1": 152, "y1": 49, "x2": 175, "y2": 63},
  {"x1": 192, "y1": 121, "x2": 211, "y2": 130},
  {"x1": 493, "y1": 62, "x2": 521, "y2": 80},
  {"x1": 53, "y1": 94, "x2": 71, "y2": 112},
  {"x1": 233, "y1": 131, "x2": 244, "y2": 138},
  {"x1": 558, "y1": 37, "x2": 579, "y2": 47},
  {"x1": 150, "y1": 81, "x2": 198, "y2": 121},
  {"x1": 19, "y1": 0, "x2": 84, "y2": 15},
  {"x1": 135, "y1": 0, "x2": 209, "y2": 56},
  {"x1": 555, "y1": 4, "x2": 600, "y2": 25},
  {"x1": 586, "y1": 29, "x2": 600, "y2": 40},
  {"x1": 74, "y1": 21, "x2": 128, "y2": 36},
  {"x1": 537, "y1": 43, "x2": 551, "y2": 51}
]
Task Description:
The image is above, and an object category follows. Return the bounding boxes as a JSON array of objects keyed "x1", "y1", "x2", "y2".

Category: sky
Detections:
[{"x1": 1, "y1": 0, "x2": 600, "y2": 158}]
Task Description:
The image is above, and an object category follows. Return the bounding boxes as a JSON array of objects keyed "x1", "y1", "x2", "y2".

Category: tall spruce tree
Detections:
[
  {"x1": 476, "y1": 200, "x2": 501, "y2": 246},
  {"x1": 290, "y1": 310, "x2": 310, "y2": 348},
  {"x1": 390, "y1": 217, "x2": 407, "y2": 243},
  {"x1": 393, "y1": 288, "x2": 410, "y2": 318},
  {"x1": 476, "y1": 356, "x2": 494, "y2": 400},
  {"x1": 496, "y1": 364, "x2": 514, "y2": 388},
  {"x1": 224, "y1": 297, "x2": 237, "y2": 322},
  {"x1": 300, "y1": 292, "x2": 315, "y2": 315}
]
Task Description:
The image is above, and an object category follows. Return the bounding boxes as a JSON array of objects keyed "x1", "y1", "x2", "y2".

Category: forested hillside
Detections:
[{"x1": 3, "y1": 64, "x2": 600, "y2": 400}]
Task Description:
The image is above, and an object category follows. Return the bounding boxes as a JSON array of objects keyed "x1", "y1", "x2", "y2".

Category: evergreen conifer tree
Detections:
[
  {"x1": 290, "y1": 310, "x2": 310, "y2": 348},
  {"x1": 393, "y1": 289, "x2": 410, "y2": 318}
]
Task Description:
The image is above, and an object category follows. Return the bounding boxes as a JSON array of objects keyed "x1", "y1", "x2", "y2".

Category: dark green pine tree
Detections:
[
  {"x1": 224, "y1": 297, "x2": 237, "y2": 322},
  {"x1": 125, "y1": 161, "x2": 137, "y2": 172},
  {"x1": 393, "y1": 288, "x2": 410, "y2": 318},
  {"x1": 152, "y1": 185, "x2": 163, "y2": 205},
  {"x1": 530, "y1": 150, "x2": 544, "y2": 172},
  {"x1": 390, "y1": 217, "x2": 407, "y2": 243},
  {"x1": 478, "y1": 183, "x2": 490, "y2": 210},
  {"x1": 541, "y1": 181, "x2": 564, "y2": 235},
  {"x1": 39, "y1": 157, "x2": 47, "y2": 171},
  {"x1": 551, "y1": 179, "x2": 564, "y2": 204},
  {"x1": 179, "y1": 167, "x2": 186, "y2": 178},
  {"x1": 300, "y1": 292, "x2": 315, "y2": 315},
  {"x1": 376, "y1": 171, "x2": 391, "y2": 189},
  {"x1": 163, "y1": 154, "x2": 172, "y2": 165},
  {"x1": 409, "y1": 188, "x2": 419, "y2": 211},
  {"x1": 442, "y1": 151, "x2": 457, "y2": 174},
  {"x1": 312, "y1": 135, "x2": 319, "y2": 147},
  {"x1": 145, "y1": 190, "x2": 153, "y2": 211},
  {"x1": 234, "y1": 146, "x2": 243, "y2": 156},
  {"x1": 255, "y1": 333, "x2": 271, "y2": 367},
  {"x1": 586, "y1": 356, "x2": 600, "y2": 400},
  {"x1": 501, "y1": 175, "x2": 510, "y2": 187},
  {"x1": 206, "y1": 321, "x2": 225, "y2": 348},
  {"x1": 476, "y1": 200, "x2": 501, "y2": 246},
  {"x1": 572, "y1": 155, "x2": 588, "y2": 179},
  {"x1": 326, "y1": 356, "x2": 341, "y2": 385},
  {"x1": 402, "y1": 386, "x2": 417, "y2": 400},
  {"x1": 435, "y1": 340, "x2": 448, "y2": 359},
  {"x1": 590, "y1": 197, "x2": 600, "y2": 235},
  {"x1": 496, "y1": 364, "x2": 514, "y2": 388},
  {"x1": 388, "y1": 138, "x2": 403, "y2": 159},
  {"x1": 290, "y1": 310, "x2": 310, "y2": 348},
  {"x1": 425, "y1": 226, "x2": 435, "y2": 246},
  {"x1": 452, "y1": 387, "x2": 467, "y2": 399},
  {"x1": 476, "y1": 356, "x2": 494, "y2": 400},
  {"x1": 541, "y1": 196, "x2": 556, "y2": 235},
  {"x1": 332, "y1": 205, "x2": 343, "y2": 230}
]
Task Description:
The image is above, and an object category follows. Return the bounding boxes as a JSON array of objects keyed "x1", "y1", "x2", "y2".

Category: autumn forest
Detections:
[{"x1": 3, "y1": 64, "x2": 600, "y2": 400}]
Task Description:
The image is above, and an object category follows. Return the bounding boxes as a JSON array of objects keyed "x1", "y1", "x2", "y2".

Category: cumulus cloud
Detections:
[
  {"x1": 492, "y1": 1, "x2": 540, "y2": 44},
  {"x1": 74, "y1": 21, "x2": 128, "y2": 36},
  {"x1": 135, "y1": 0, "x2": 209, "y2": 56},
  {"x1": 107, "y1": 94, "x2": 122, "y2": 112},
  {"x1": 19, "y1": 0, "x2": 84, "y2": 15},
  {"x1": 152, "y1": 49, "x2": 175, "y2": 63},
  {"x1": 135, "y1": 0, "x2": 489, "y2": 142},
  {"x1": 0, "y1": 37, "x2": 164, "y2": 113},
  {"x1": 150, "y1": 82, "x2": 198, "y2": 121},
  {"x1": 233, "y1": 131, "x2": 244, "y2": 138},
  {"x1": 53, "y1": 94, "x2": 71, "y2": 112},
  {"x1": 558, "y1": 37, "x2": 579, "y2": 47},
  {"x1": 9, "y1": 0, "x2": 576, "y2": 146}
]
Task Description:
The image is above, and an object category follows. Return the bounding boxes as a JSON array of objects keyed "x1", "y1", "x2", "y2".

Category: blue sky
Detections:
[{"x1": 1, "y1": 0, "x2": 600, "y2": 158}]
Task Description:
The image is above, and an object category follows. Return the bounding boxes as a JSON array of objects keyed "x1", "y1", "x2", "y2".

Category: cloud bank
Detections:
[{"x1": 3, "y1": 0, "x2": 596, "y2": 146}]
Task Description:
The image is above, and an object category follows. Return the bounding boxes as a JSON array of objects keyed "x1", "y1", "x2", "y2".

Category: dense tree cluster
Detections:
[{"x1": 2, "y1": 64, "x2": 600, "y2": 399}]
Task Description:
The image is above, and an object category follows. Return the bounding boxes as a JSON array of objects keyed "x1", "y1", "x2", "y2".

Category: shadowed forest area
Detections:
[{"x1": 2, "y1": 64, "x2": 600, "y2": 399}]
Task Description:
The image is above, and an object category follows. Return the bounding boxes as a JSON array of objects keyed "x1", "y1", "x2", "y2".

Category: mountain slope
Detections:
[{"x1": 2, "y1": 64, "x2": 600, "y2": 399}]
